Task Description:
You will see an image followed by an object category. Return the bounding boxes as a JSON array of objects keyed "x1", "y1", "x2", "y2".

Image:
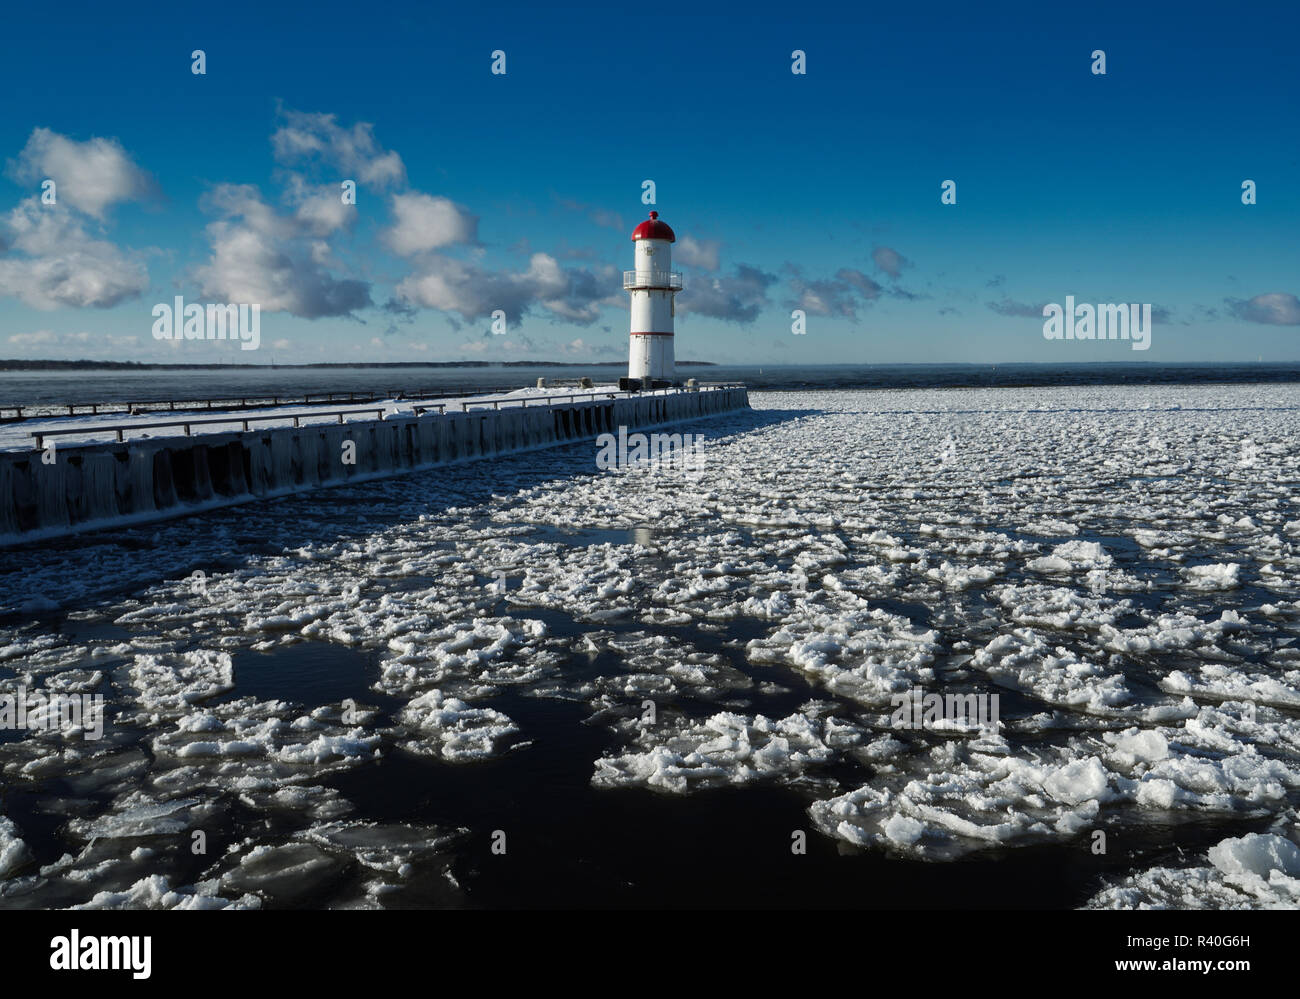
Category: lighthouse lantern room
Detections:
[{"x1": 622, "y1": 210, "x2": 681, "y2": 389}]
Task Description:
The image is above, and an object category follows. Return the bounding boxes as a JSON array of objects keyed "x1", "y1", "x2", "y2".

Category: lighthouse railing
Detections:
[{"x1": 623, "y1": 270, "x2": 682, "y2": 290}]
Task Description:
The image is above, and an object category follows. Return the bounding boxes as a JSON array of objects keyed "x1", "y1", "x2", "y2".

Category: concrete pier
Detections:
[{"x1": 0, "y1": 385, "x2": 749, "y2": 545}]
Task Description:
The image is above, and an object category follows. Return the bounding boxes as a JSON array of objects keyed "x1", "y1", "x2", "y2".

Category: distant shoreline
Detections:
[
  {"x1": 2, "y1": 359, "x2": 1296, "y2": 373},
  {"x1": 0, "y1": 359, "x2": 720, "y2": 372}
]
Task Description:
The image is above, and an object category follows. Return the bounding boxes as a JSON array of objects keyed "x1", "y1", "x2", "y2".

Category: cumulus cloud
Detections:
[
  {"x1": 282, "y1": 174, "x2": 355, "y2": 237},
  {"x1": 871, "y1": 246, "x2": 911, "y2": 279},
  {"x1": 786, "y1": 267, "x2": 882, "y2": 320},
  {"x1": 678, "y1": 264, "x2": 776, "y2": 324},
  {"x1": 790, "y1": 280, "x2": 854, "y2": 318},
  {"x1": 194, "y1": 184, "x2": 371, "y2": 318},
  {"x1": 0, "y1": 129, "x2": 152, "y2": 310},
  {"x1": 0, "y1": 199, "x2": 149, "y2": 309},
  {"x1": 394, "y1": 252, "x2": 614, "y2": 325},
  {"x1": 271, "y1": 109, "x2": 405, "y2": 187},
  {"x1": 188, "y1": 108, "x2": 414, "y2": 319},
  {"x1": 265, "y1": 112, "x2": 611, "y2": 328},
  {"x1": 676, "y1": 235, "x2": 721, "y2": 271},
  {"x1": 6, "y1": 128, "x2": 154, "y2": 219},
  {"x1": 1226, "y1": 292, "x2": 1300, "y2": 325},
  {"x1": 383, "y1": 192, "x2": 478, "y2": 255}
]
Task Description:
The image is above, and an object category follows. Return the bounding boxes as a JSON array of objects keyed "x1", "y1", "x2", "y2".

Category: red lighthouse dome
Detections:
[{"x1": 631, "y1": 210, "x2": 676, "y2": 242}]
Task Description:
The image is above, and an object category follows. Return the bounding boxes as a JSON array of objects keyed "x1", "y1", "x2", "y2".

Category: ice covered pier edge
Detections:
[{"x1": 0, "y1": 385, "x2": 749, "y2": 545}]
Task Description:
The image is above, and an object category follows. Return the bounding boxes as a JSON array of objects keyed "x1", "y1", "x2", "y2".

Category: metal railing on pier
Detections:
[
  {"x1": 25, "y1": 383, "x2": 747, "y2": 450},
  {"x1": 1, "y1": 387, "x2": 519, "y2": 424},
  {"x1": 30, "y1": 406, "x2": 392, "y2": 449},
  {"x1": 438, "y1": 383, "x2": 744, "y2": 413}
]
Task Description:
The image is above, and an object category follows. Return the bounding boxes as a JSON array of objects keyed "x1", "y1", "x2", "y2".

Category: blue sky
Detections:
[{"x1": 0, "y1": 0, "x2": 1296, "y2": 365}]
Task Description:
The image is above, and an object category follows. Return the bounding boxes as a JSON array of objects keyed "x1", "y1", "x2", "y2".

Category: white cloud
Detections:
[
  {"x1": 271, "y1": 109, "x2": 405, "y2": 187},
  {"x1": 785, "y1": 267, "x2": 882, "y2": 320},
  {"x1": 676, "y1": 235, "x2": 721, "y2": 271},
  {"x1": 680, "y1": 264, "x2": 776, "y2": 323},
  {"x1": 283, "y1": 174, "x2": 354, "y2": 237},
  {"x1": 194, "y1": 184, "x2": 370, "y2": 318},
  {"x1": 0, "y1": 199, "x2": 149, "y2": 309},
  {"x1": 383, "y1": 192, "x2": 478, "y2": 255},
  {"x1": 7, "y1": 128, "x2": 154, "y2": 219},
  {"x1": 395, "y1": 252, "x2": 613, "y2": 325}
]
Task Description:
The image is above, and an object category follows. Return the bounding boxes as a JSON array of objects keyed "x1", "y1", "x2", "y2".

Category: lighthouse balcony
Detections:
[{"x1": 623, "y1": 270, "x2": 682, "y2": 290}]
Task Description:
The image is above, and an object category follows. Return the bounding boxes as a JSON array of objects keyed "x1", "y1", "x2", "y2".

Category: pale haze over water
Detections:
[{"x1": 3, "y1": 362, "x2": 1298, "y2": 407}]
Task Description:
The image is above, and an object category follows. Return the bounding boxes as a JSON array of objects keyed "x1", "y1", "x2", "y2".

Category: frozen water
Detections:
[
  {"x1": 592, "y1": 709, "x2": 861, "y2": 793},
  {"x1": 0, "y1": 817, "x2": 30, "y2": 878},
  {"x1": 1, "y1": 383, "x2": 1297, "y2": 906},
  {"x1": 1086, "y1": 831, "x2": 1300, "y2": 909}
]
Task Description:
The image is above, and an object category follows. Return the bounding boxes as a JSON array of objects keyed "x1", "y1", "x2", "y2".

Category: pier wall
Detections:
[{"x1": 0, "y1": 387, "x2": 749, "y2": 545}]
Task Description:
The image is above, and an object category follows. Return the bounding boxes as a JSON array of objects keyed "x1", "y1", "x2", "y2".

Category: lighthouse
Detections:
[{"x1": 623, "y1": 210, "x2": 681, "y2": 388}]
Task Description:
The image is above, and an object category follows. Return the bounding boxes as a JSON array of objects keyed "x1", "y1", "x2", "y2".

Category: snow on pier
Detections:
[
  {"x1": 0, "y1": 384, "x2": 723, "y2": 452},
  {"x1": 0, "y1": 383, "x2": 749, "y2": 544}
]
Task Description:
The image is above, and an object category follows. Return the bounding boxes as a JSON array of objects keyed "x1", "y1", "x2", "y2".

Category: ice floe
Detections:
[
  {"x1": 1086, "y1": 831, "x2": 1300, "y2": 909},
  {"x1": 0, "y1": 383, "x2": 1295, "y2": 906}
]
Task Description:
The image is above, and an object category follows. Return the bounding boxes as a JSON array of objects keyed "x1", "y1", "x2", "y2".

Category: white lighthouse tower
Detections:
[{"x1": 623, "y1": 210, "x2": 681, "y2": 387}]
